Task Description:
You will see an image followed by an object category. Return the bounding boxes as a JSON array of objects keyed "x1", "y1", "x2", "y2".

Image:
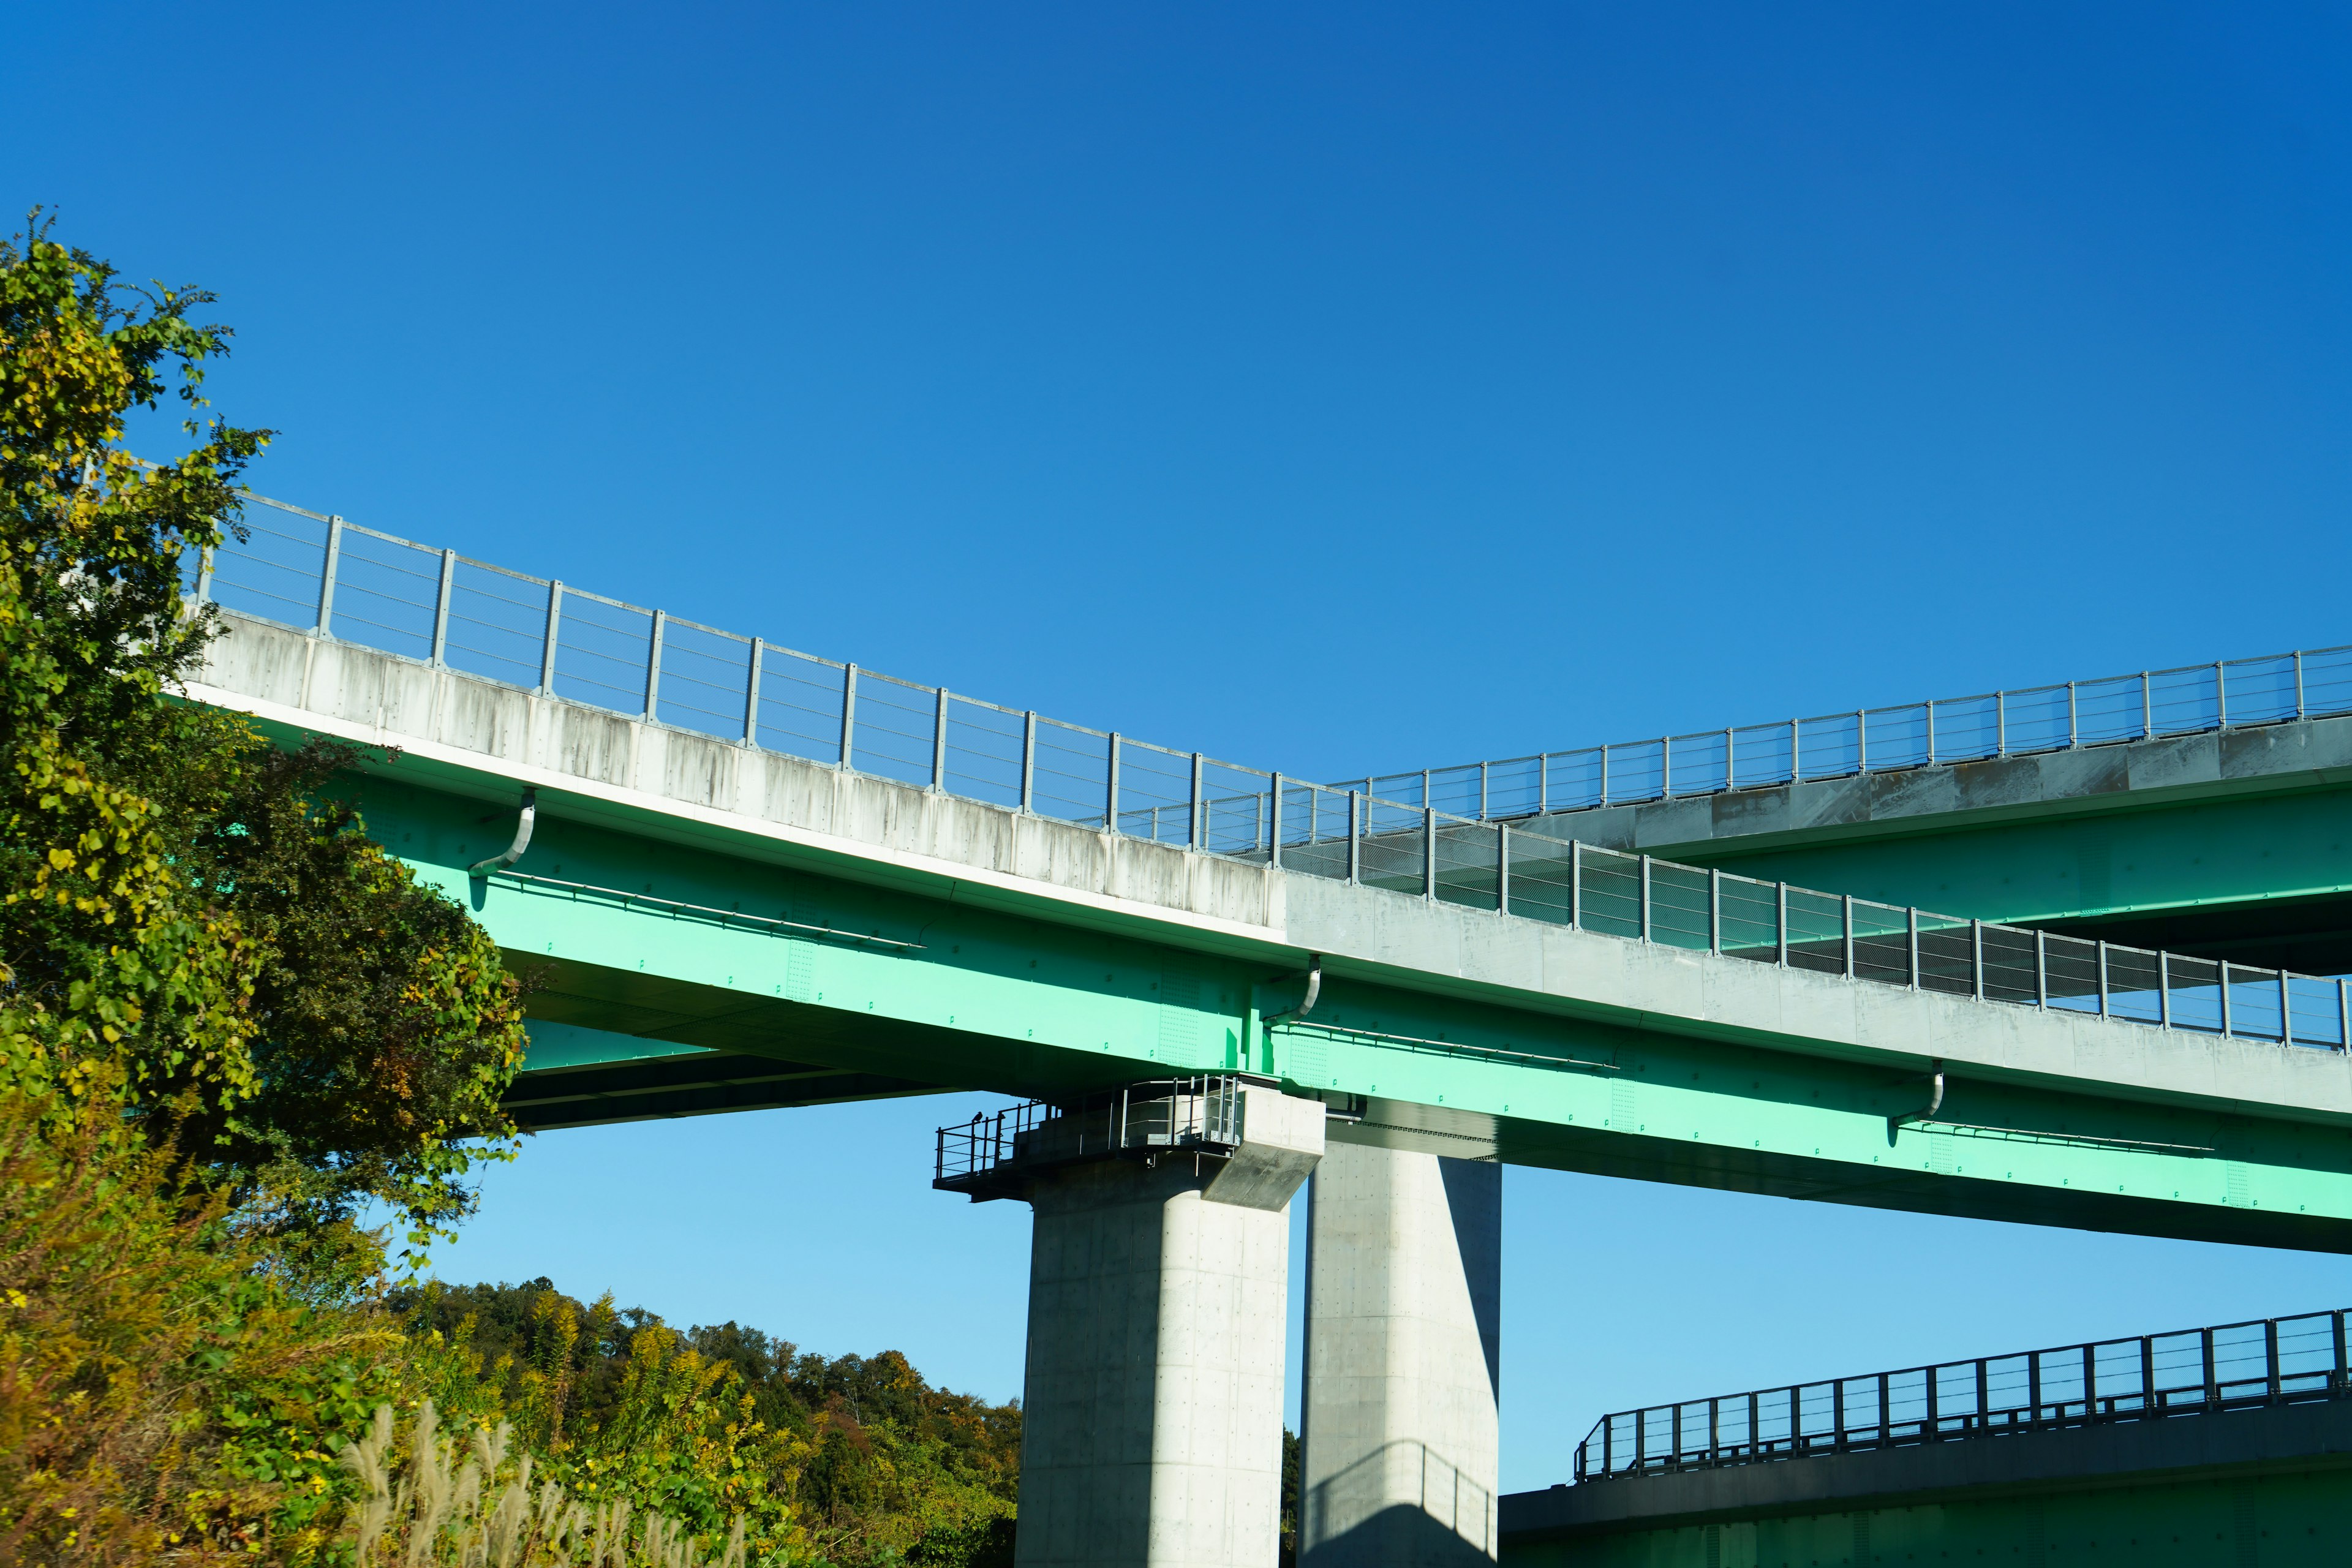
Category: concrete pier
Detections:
[
  {"x1": 1012, "y1": 1085, "x2": 1325, "y2": 1568},
  {"x1": 1301, "y1": 1141, "x2": 1501, "y2": 1567}
]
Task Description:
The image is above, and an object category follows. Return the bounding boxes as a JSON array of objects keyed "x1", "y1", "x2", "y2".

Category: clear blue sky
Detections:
[{"x1": 17, "y1": 1, "x2": 2352, "y2": 1490}]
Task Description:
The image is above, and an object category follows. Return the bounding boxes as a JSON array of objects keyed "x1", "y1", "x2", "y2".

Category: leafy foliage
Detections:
[
  {"x1": 396, "y1": 1281, "x2": 1022, "y2": 1566},
  {"x1": 0, "y1": 212, "x2": 526, "y2": 1252}
]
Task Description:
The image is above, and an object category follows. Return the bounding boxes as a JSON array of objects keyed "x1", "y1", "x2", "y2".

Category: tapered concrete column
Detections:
[
  {"x1": 1300, "y1": 1142, "x2": 1501, "y2": 1567},
  {"x1": 1014, "y1": 1085, "x2": 1324, "y2": 1568}
]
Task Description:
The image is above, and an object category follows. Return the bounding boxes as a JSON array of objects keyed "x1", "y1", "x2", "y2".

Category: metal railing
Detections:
[
  {"x1": 1575, "y1": 1306, "x2": 2352, "y2": 1483},
  {"x1": 933, "y1": 1077, "x2": 1245, "y2": 1196},
  {"x1": 1332, "y1": 649, "x2": 2352, "y2": 823},
  {"x1": 193, "y1": 488, "x2": 2351, "y2": 1060}
]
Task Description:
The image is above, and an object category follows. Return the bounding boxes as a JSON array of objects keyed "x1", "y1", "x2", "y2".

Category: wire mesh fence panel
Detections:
[
  {"x1": 946, "y1": 698, "x2": 1024, "y2": 809},
  {"x1": 1980, "y1": 924, "x2": 2041, "y2": 1005},
  {"x1": 1433, "y1": 819, "x2": 1500, "y2": 908},
  {"x1": 435, "y1": 561, "x2": 546, "y2": 689},
  {"x1": 1796, "y1": 712, "x2": 1860, "y2": 779},
  {"x1": 1607, "y1": 739, "x2": 1664, "y2": 804},
  {"x1": 2278, "y1": 1313, "x2": 2339, "y2": 1390},
  {"x1": 328, "y1": 526, "x2": 440, "y2": 660},
  {"x1": 1119, "y1": 740, "x2": 1196, "y2": 843},
  {"x1": 655, "y1": 619, "x2": 753, "y2": 739},
  {"x1": 1577, "y1": 848, "x2": 1642, "y2": 938},
  {"x1": 850, "y1": 673, "x2": 940, "y2": 788},
  {"x1": 1503, "y1": 834, "x2": 1575, "y2": 925},
  {"x1": 1917, "y1": 914, "x2": 1974, "y2": 995},
  {"x1": 1668, "y1": 730, "x2": 1727, "y2": 796},
  {"x1": 2043, "y1": 933, "x2": 2101, "y2": 1014},
  {"x1": 2225, "y1": 654, "x2": 2301, "y2": 724},
  {"x1": 1932, "y1": 695, "x2": 2000, "y2": 763},
  {"x1": 2226, "y1": 965, "x2": 2285, "y2": 1041},
  {"x1": 1784, "y1": 887, "x2": 1845, "y2": 974},
  {"x1": 2105, "y1": 945, "x2": 2165, "y2": 1025},
  {"x1": 2090, "y1": 1339, "x2": 2148, "y2": 1414},
  {"x1": 1281, "y1": 785, "x2": 1352, "y2": 881},
  {"x1": 1200, "y1": 761, "x2": 1273, "y2": 861},
  {"x1": 2212, "y1": 1321, "x2": 2269, "y2": 1395},
  {"x1": 1545, "y1": 749, "x2": 1604, "y2": 812},
  {"x1": 1864, "y1": 704, "x2": 1929, "y2": 771},
  {"x1": 755, "y1": 647, "x2": 846, "y2": 764},
  {"x1": 553, "y1": 591, "x2": 654, "y2": 714},
  {"x1": 1428, "y1": 764, "x2": 1486, "y2": 819},
  {"x1": 1849, "y1": 901, "x2": 1910, "y2": 985},
  {"x1": 1030, "y1": 717, "x2": 1109, "y2": 826},
  {"x1": 1482, "y1": 755, "x2": 1544, "y2": 818},
  {"x1": 210, "y1": 502, "x2": 329, "y2": 628},
  {"x1": 1730, "y1": 722, "x2": 1794, "y2": 788},
  {"x1": 2073, "y1": 674, "x2": 2147, "y2": 745},
  {"x1": 1648, "y1": 861, "x2": 1710, "y2": 950},
  {"x1": 2288, "y1": 978, "x2": 2346, "y2": 1049},
  {"x1": 2151, "y1": 663, "x2": 2222, "y2": 735},
  {"x1": 1718, "y1": 874, "x2": 1780, "y2": 962},
  {"x1": 1364, "y1": 771, "x2": 1428, "y2": 809},
  {"x1": 2165, "y1": 953, "x2": 2223, "y2": 1033},
  {"x1": 2305, "y1": 647, "x2": 2352, "y2": 717},
  {"x1": 2001, "y1": 685, "x2": 2071, "y2": 753}
]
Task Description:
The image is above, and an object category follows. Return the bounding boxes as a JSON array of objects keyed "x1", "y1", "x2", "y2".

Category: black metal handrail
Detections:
[
  {"x1": 933, "y1": 1076, "x2": 1246, "y2": 1197},
  {"x1": 1574, "y1": 1306, "x2": 2351, "y2": 1483}
]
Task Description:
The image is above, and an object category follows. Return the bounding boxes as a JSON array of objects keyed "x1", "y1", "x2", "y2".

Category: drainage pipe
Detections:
[{"x1": 468, "y1": 788, "x2": 538, "y2": 876}]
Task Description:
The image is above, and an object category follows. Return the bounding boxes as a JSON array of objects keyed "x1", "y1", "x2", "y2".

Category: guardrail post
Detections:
[
  {"x1": 1976, "y1": 1360, "x2": 1989, "y2": 1427},
  {"x1": 1602, "y1": 1419, "x2": 1612, "y2": 1477},
  {"x1": 2141, "y1": 672, "x2": 2152, "y2": 737},
  {"x1": 538, "y1": 581, "x2": 563, "y2": 695},
  {"x1": 1497, "y1": 824, "x2": 1510, "y2": 914},
  {"x1": 1878, "y1": 1372, "x2": 1891, "y2": 1445},
  {"x1": 1106, "y1": 733, "x2": 1121, "y2": 832},
  {"x1": 1347, "y1": 790, "x2": 1360, "y2": 883},
  {"x1": 1421, "y1": 806, "x2": 1434, "y2": 897},
  {"x1": 2035, "y1": 929, "x2": 2048, "y2": 1008},
  {"x1": 1662, "y1": 734, "x2": 1673, "y2": 796},
  {"x1": 1724, "y1": 725, "x2": 1735, "y2": 787},
  {"x1": 1271, "y1": 774, "x2": 1286, "y2": 867},
  {"x1": 839, "y1": 663, "x2": 858, "y2": 769},
  {"x1": 315, "y1": 514, "x2": 344, "y2": 636},
  {"x1": 1671, "y1": 1404, "x2": 1681, "y2": 1465},
  {"x1": 2334, "y1": 1311, "x2": 2347, "y2": 1393},
  {"x1": 1842, "y1": 894, "x2": 1854, "y2": 978},
  {"x1": 1972, "y1": 919, "x2": 1985, "y2": 1000},
  {"x1": 2296, "y1": 650, "x2": 2307, "y2": 717},
  {"x1": 1709, "y1": 867, "x2": 1721, "y2": 952},
  {"x1": 1633, "y1": 1412, "x2": 1645, "y2": 1471},
  {"x1": 1600, "y1": 745, "x2": 1610, "y2": 804},
  {"x1": 1925, "y1": 1365, "x2": 1940, "y2": 1434},
  {"x1": 1995, "y1": 690, "x2": 2007, "y2": 755},
  {"x1": 2280, "y1": 970, "x2": 2293, "y2": 1042},
  {"x1": 2339, "y1": 979, "x2": 2349, "y2": 1052},
  {"x1": 1640, "y1": 855, "x2": 1653, "y2": 941},
  {"x1": 2066, "y1": 682, "x2": 2077, "y2": 747},
  {"x1": 1776, "y1": 883, "x2": 1789, "y2": 965},
  {"x1": 2203, "y1": 1328, "x2": 2218, "y2": 1406},
  {"x1": 2266, "y1": 1319, "x2": 2281, "y2": 1403},
  {"x1": 1924, "y1": 702, "x2": 1936, "y2": 765},
  {"x1": 1479, "y1": 761, "x2": 1488, "y2": 820},
  {"x1": 933, "y1": 689, "x2": 951, "y2": 790},
  {"x1": 1907, "y1": 907, "x2": 1919, "y2": 988},
  {"x1": 2216, "y1": 660, "x2": 2228, "y2": 726},
  {"x1": 1856, "y1": 709, "x2": 1866, "y2": 772},
  {"x1": 2028, "y1": 1352, "x2": 2042, "y2": 1426},
  {"x1": 2141, "y1": 1336, "x2": 2156, "y2": 1412},
  {"x1": 431, "y1": 548, "x2": 455, "y2": 665},
  {"x1": 643, "y1": 609, "x2": 665, "y2": 719},
  {"x1": 1538, "y1": 753, "x2": 1550, "y2": 813},
  {"x1": 2083, "y1": 1344, "x2": 2097, "y2": 1420},
  {"x1": 1570, "y1": 841, "x2": 1583, "y2": 929},
  {"x1": 1788, "y1": 716, "x2": 1800, "y2": 782},
  {"x1": 1189, "y1": 753, "x2": 1204, "y2": 847},
  {"x1": 2221, "y1": 963, "x2": 2234, "y2": 1037},
  {"x1": 1748, "y1": 1391, "x2": 1760, "y2": 1457},
  {"x1": 742, "y1": 638, "x2": 764, "y2": 743},
  {"x1": 2097, "y1": 941, "x2": 2109, "y2": 1016},
  {"x1": 1020, "y1": 712, "x2": 1036, "y2": 812},
  {"x1": 2160, "y1": 952, "x2": 2173, "y2": 1028},
  {"x1": 193, "y1": 544, "x2": 214, "y2": 605}
]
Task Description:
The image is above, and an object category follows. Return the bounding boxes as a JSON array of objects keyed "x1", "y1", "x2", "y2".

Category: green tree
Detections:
[{"x1": 0, "y1": 212, "x2": 526, "y2": 1255}]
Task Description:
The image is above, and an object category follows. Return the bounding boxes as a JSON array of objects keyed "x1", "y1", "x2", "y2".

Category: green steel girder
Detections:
[
  {"x1": 338, "y1": 767, "x2": 2352, "y2": 1253},
  {"x1": 1670, "y1": 780, "x2": 2352, "y2": 964}
]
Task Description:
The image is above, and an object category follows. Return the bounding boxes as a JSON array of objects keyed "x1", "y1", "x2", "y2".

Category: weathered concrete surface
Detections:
[
  {"x1": 187, "y1": 611, "x2": 2352, "y2": 1134},
  {"x1": 1302, "y1": 1144, "x2": 1502, "y2": 1566},
  {"x1": 1014, "y1": 1085, "x2": 1324, "y2": 1568}
]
